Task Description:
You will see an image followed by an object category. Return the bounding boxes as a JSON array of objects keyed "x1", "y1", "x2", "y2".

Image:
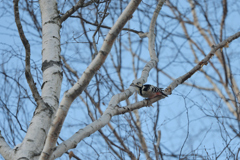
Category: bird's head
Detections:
[{"x1": 130, "y1": 82, "x2": 143, "y2": 89}]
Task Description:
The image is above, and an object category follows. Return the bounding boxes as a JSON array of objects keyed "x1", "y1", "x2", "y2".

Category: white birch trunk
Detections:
[
  {"x1": 40, "y1": 0, "x2": 62, "y2": 112},
  {"x1": 11, "y1": 0, "x2": 62, "y2": 159}
]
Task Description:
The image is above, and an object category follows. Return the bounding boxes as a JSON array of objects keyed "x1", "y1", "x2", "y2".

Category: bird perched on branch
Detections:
[{"x1": 130, "y1": 82, "x2": 167, "y2": 99}]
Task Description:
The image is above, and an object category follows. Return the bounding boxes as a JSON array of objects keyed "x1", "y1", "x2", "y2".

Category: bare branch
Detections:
[
  {"x1": 79, "y1": 93, "x2": 137, "y2": 160},
  {"x1": 50, "y1": 88, "x2": 133, "y2": 159},
  {"x1": 131, "y1": 1, "x2": 166, "y2": 159},
  {"x1": 165, "y1": 31, "x2": 240, "y2": 94},
  {"x1": 156, "y1": 130, "x2": 161, "y2": 147},
  {"x1": 60, "y1": 56, "x2": 79, "y2": 79},
  {"x1": 60, "y1": 0, "x2": 100, "y2": 23},
  {"x1": 14, "y1": 1, "x2": 54, "y2": 157},
  {"x1": 167, "y1": 3, "x2": 225, "y2": 85},
  {"x1": 132, "y1": 0, "x2": 166, "y2": 85},
  {"x1": 158, "y1": 69, "x2": 215, "y2": 91},
  {"x1": 148, "y1": 0, "x2": 165, "y2": 60},
  {"x1": 13, "y1": 0, "x2": 42, "y2": 104},
  {"x1": 154, "y1": 130, "x2": 161, "y2": 160},
  {"x1": 70, "y1": 14, "x2": 145, "y2": 37},
  {"x1": 216, "y1": 136, "x2": 237, "y2": 159},
  {"x1": 188, "y1": 0, "x2": 229, "y2": 87},
  {"x1": 41, "y1": 0, "x2": 143, "y2": 159},
  {"x1": 220, "y1": 0, "x2": 227, "y2": 42},
  {"x1": 187, "y1": 0, "x2": 212, "y2": 46},
  {"x1": 114, "y1": 96, "x2": 164, "y2": 115},
  {"x1": 0, "y1": 131, "x2": 14, "y2": 160},
  {"x1": 92, "y1": 0, "x2": 111, "y2": 59}
]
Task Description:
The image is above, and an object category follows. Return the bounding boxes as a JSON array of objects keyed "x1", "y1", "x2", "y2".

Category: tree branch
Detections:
[
  {"x1": 0, "y1": 131, "x2": 14, "y2": 160},
  {"x1": 41, "y1": 0, "x2": 143, "y2": 159},
  {"x1": 114, "y1": 32, "x2": 240, "y2": 114},
  {"x1": 14, "y1": 1, "x2": 52, "y2": 157},
  {"x1": 69, "y1": 14, "x2": 145, "y2": 37},
  {"x1": 165, "y1": 31, "x2": 240, "y2": 94},
  {"x1": 132, "y1": 0, "x2": 166, "y2": 85},
  {"x1": 154, "y1": 130, "x2": 162, "y2": 160},
  {"x1": 132, "y1": 1, "x2": 166, "y2": 159},
  {"x1": 49, "y1": 4, "x2": 240, "y2": 160},
  {"x1": 50, "y1": 1, "x2": 167, "y2": 158},
  {"x1": 61, "y1": 56, "x2": 137, "y2": 159},
  {"x1": 60, "y1": 0, "x2": 100, "y2": 24},
  {"x1": 13, "y1": 0, "x2": 42, "y2": 105}
]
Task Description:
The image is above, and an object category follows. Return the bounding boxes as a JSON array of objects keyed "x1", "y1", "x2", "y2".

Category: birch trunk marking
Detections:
[{"x1": 11, "y1": 0, "x2": 60, "y2": 159}]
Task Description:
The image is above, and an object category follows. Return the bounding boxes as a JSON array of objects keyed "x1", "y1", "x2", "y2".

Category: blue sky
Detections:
[{"x1": 1, "y1": 0, "x2": 240, "y2": 159}]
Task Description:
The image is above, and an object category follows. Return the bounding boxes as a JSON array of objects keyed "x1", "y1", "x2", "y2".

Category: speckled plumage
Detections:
[{"x1": 131, "y1": 83, "x2": 167, "y2": 98}]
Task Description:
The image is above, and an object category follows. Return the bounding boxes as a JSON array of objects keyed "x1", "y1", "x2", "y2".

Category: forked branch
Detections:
[{"x1": 40, "y1": 0, "x2": 142, "y2": 159}]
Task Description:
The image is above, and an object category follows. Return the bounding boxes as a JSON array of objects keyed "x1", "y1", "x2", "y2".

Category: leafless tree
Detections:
[{"x1": 0, "y1": 0, "x2": 240, "y2": 159}]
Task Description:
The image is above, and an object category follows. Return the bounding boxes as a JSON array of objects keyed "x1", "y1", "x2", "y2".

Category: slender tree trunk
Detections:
[{"x1": 13, "y1": 0, "x2": 62, "y2": 159}]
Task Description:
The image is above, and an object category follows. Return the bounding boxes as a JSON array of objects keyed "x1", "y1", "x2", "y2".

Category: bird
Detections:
[{"x1": 130, "y1": 82, "x2": 167, "y2": 99}]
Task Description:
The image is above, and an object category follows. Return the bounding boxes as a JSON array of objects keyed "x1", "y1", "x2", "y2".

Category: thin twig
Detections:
[{"x1": 14, "y1": 0, "x2": 42, "y2": 104}]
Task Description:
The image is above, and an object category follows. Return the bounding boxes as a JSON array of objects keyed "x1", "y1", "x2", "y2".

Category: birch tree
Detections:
[{"x1": 0, "y1": 0, "x2": 240, "y2": 159}]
